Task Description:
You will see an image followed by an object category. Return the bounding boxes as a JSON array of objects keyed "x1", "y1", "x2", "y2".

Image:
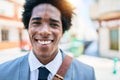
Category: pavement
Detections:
[
  {"x1": 77, "y1": 56, "x2": 120, "y2": 80},
  {"x1": 0, "y1": 48, "x2": 120, "y2": 80},
  {"x1": 0, "y1": 48, "x2": 27, "y2": 64}
]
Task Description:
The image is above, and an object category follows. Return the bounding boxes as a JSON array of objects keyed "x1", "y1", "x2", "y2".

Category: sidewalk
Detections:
[
  {"x1": 0, "y1": 48, "x2": 27, "y2": 64},
  {"x1": 77, "y1": 55, "x2": 120, "y2": 80}
]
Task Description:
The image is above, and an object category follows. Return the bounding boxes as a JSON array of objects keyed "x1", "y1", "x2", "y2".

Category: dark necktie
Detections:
[{"x1": 38, "y1": 67, "x2": 50, "y2": 80}]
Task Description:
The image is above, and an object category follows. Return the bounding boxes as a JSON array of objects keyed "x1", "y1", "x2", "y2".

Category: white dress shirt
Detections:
[{"x1": 28, "y1": 50, "x2": 62, "y2": 80}]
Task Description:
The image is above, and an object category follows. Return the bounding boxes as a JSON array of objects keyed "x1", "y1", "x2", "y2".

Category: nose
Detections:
[{"x1": 38, "y1": 24, "x2": 51, "y2": 37}]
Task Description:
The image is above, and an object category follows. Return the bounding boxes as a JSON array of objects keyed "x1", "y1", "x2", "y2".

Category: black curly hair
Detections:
[{"x1": 22, "y1": 0, "x2": 74, "y2": 33}]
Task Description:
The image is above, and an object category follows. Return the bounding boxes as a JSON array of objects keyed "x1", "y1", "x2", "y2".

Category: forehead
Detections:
[{"x1": 31, "y1": 4, "x2": 61, "y2": 19}]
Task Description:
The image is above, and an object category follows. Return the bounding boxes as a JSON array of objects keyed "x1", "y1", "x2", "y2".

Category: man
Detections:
[{"x1": 0, "y1": 0, "x2": 96, "y2": 80}]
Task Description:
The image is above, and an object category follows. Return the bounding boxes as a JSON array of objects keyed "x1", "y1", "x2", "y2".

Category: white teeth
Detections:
[{"x1": 38, "y1": 41, "x2": 51, "y2": 44}]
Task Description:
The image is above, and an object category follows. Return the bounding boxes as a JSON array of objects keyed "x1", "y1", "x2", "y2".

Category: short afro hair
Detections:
[{"x1": 22, "y1": 0, "x2": 74, "y2": 33}]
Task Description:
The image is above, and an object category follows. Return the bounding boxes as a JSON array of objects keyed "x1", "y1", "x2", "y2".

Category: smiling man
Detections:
[
  {"x1": 0, "y1": 0, "x2": 96, "y2": 80},
  {"x1": 28, "y1": 4, "x2": 63, "y2": 64}
]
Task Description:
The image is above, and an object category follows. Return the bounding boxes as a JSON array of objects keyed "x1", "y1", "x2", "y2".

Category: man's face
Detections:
[{"x1": 28, "y1": 4, "x2": 63, "y2": 60}]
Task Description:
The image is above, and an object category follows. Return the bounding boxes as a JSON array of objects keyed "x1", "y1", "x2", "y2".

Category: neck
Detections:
[{"x1": 37, "y1": 51, "x2": 58, "y2": 65}]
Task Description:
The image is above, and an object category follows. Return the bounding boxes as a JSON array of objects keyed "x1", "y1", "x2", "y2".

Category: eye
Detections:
[
  {"x1": 33, "y1": 22, "x2": 41, "y2": 25},
  {"x1": 50, "y1": 23, "x2": 59, "y2": 28},
  {"x1": 31, "y1": 21, "x2": 42, "y2": 27}
]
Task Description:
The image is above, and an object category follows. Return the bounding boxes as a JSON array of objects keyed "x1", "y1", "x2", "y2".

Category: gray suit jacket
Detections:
[{"x1": 0, "y1": 51, "x2": 96, "y2": 80}]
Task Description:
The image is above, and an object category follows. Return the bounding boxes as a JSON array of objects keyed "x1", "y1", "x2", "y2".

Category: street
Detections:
[{"x1": 0, "y1": 49, "x2": 120, "y2": 80}]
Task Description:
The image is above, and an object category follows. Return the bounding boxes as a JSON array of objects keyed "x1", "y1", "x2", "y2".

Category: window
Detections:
[
  {"x1": 110, "y1": 28, "x2": 119, "y2": 50},
  {"x1": 1, "y1": 29, "x2": 9, "y2": 41}
]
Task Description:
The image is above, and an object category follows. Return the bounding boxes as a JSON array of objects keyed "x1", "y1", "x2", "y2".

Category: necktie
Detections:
[{"x1": 38, "y1": 67, "x2": 50, "y2": 80}]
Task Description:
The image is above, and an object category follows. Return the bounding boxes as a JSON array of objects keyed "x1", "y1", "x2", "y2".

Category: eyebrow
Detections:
[
  {"x1": 49, "y1": 18, "x2": 60, "y2": 23},
  {"x1": 31, "y1": 17, "x2": 60, "y2": 23},
  {"x1": 31, "y1": 17, "x2": 42, "y2": 21}
]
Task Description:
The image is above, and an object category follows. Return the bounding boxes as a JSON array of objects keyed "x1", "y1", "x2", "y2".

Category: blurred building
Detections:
[
  {"x1": 0, "y1": 0, "x2": 30, "y2": 50},
  {"x1": 90, "y1": 0, "x2": 120, "y2": 59}
]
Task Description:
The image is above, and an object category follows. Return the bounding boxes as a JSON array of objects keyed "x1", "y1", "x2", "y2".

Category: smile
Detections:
[{"x1": 38, "y1": 40, "x2": 52, "y2": 45}]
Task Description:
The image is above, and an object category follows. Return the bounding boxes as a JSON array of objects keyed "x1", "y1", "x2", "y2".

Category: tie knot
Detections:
[{"x1": 38, "y1": 67, "x2": 50, "y2": 80}]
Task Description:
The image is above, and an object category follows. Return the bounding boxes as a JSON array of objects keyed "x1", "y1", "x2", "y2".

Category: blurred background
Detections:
[{"x1": 0, "y1": 0, "x2": 120, "y2": 80}]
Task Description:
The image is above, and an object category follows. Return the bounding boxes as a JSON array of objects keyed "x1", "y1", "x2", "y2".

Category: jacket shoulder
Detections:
[
  {"x1": 72, "y1": 58, "x2": 93, "y2": 70},
  {"x1": 66, "y1": 58, "x2": 96, "y2": 80},
  {"x1": 0, "y1": 55, "x2": 27, "y2": 67},
  {"x1": 0, "y1": 55, "x2": 28, "y2": 79}
]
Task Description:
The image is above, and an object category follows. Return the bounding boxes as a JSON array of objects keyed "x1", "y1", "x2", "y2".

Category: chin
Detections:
[{"x1": 40, "y1": 54, "x2": 51, "y2": 58}]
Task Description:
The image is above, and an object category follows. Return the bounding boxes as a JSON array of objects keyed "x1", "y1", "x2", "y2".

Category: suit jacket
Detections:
[{"x1": 0, "y1": 51, "x2": 96, "y2": 80}]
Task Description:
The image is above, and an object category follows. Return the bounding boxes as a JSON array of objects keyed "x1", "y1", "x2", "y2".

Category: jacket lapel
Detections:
[{"x1": 19, "y1": 54, "x2": 30, "y2": 80}]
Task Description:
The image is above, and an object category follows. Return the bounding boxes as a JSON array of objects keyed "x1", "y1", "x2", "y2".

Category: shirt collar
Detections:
[
  {"x1": 46, "y1": 50, "x2": 62, "y2": 75},
  {"x1": 28, "y1": 50, "x2": 42, "y2": 72},
  {"x1": 28, "y1": 49, "x2": 62, "y2": 76}
]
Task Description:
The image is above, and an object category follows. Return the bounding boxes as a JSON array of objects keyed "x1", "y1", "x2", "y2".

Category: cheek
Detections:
[
  {"x1": 28, "y1": 27, "x2": 35, "y2": 36},
  {"x1": 28, "y1": 29, "x2": 34, "y2": 41},
  {"x1": 28, "y1": 30, "x2": 32, "y2": 37},
  {"x1": 56, "y1": 32, "x2": 63, "y2": 41},
  {"x1": 55, "y1": 30, "x2": 62, "y2": 37}
]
